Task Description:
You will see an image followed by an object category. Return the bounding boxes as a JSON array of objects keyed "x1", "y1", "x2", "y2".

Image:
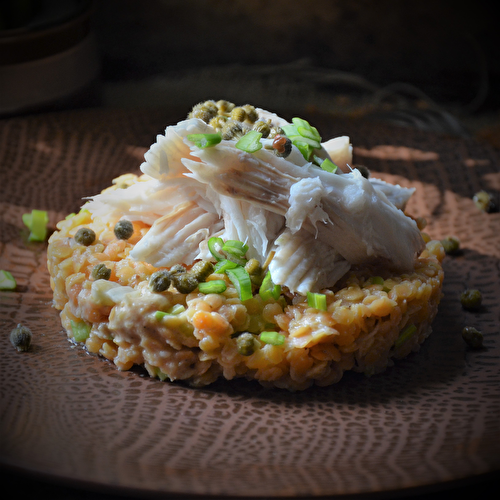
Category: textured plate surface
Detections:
[{"x1": 1, "y1": 108, "x2": 499, "y2": 498}]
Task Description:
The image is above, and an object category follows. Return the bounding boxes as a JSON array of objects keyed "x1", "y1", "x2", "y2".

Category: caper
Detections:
[
  {"x1": 172, "y1": 272, "x2": 199, "y2": 294},
  {"x1": 216, "y1": 100, "x2": 235, "y2": 113},
  {"x1": 10, "y1": 324, "x2": 32, "y2": 352},
  {"x1": 169, "y1": 264, "x2": 186, "y2": 276},
  {"x1": 244, "y1": 258, "x2": 264, "y2": 286},
  {"x1": 253, "y1": 120, "x2": 271, "y2": 138},
  {"x1": 355, "y1": 165, "x2": 370, "y2": 178},
  {"x1": 209, "y1": 115, "x2": 227, "y2": 131},
  {"x1": 221, "y1": 120, "x2": 244, "y2": 140},
  {"x1": 242, "y1": 104, "x2": 258, "y2": 123},
  {"x1": 268, "y1": 126, "x2": 284, "y2": 138},
  {"x1": 473, "y1": 190, "x2": 497, "y2": 213},
  {"x1": 462, "y1": 326, "x2": 484, "y2": 349},
  {"x1": 441, "y1": 236, "x2": 460, "y2": 255},
  {"x1": 230, "y1": 106, "x2": 247, "y2": 122},
  {"x1": 190, "y1": 260, "x2": 215, "y2": 282},
  {"x1": 236, "y1": 332, "x2": 256, "y2": 356},
  {"x1": 114, "y1": 219, "x2": 134, "y2": 240},
  {"x1": 460, "y1": 289, "x2": 482, "y2": 311},
  {"x1": 91, "y1": 263, "x2": 111, "y2": 281},
  {"x1": 149, "y1": 270, "x2": 172, "y2": 292},
  {"x1": 74, "y1": 227, "x2": 96, "y2": 246}
]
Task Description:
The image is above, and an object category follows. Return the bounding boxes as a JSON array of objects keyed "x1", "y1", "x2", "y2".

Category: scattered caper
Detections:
[
  {"x1": 149, "y1": 270, "x2": 172, "y2": 292},
  {"x1": 253, "y1": 120, "x2": 271, "y2": 138},
  {"x1": 473, "y1": 190, "x2": 497, "y2": 213},
  {"x1": 236, "y1": 332, "x2": 256, "y2": 356},
  {"x1": 190, "y1": 260, "x2": 215, "y2": 282},
  {"x1": 230, "y1": 106, "x2": 247, "y2": 122},
  {"x1": 114, "y1": 219, "x2": 134, "y2": 240},
  {"x1": 462, "y1": 326, "x2": 484, "y2": 349},
  {"x1": 91, "y1": 263, "x2": 111, "y2": 281},
  {"x1": 10, "y1": 324, "x2": 32, "y2": 352},
  {"x1": 172, "y1": 272, "x2": 199, "y2": 294},
  {"x1": 242, "y1": 104, "x2": 258, "y2": 123},
  {"x1": 74, "y1": 227, "x2": 96, "y2": 246},
  {"x1": 245, "y1": 258, "x2": 264, "y2": 286},
  {"x1": 441, "y1": 236, "x2": 460, "y2": 255},
  {"x1": 460, "y1": 288, "x2": 482, "y2": 311}
]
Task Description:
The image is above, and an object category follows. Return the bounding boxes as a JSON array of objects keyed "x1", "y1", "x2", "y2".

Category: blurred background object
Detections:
[{"x1": 1, "y1": 0, "x2": 499, "y2": 141}]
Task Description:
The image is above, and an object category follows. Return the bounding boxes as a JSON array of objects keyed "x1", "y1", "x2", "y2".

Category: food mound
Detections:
[{"x1": 47, "y1": 100, "x2": 444, "y2": 391}]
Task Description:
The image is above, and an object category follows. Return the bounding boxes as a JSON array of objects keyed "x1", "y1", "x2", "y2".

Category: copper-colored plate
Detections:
[{"x1": 1, "y1": 108, "x2": 499, "y2": 497}]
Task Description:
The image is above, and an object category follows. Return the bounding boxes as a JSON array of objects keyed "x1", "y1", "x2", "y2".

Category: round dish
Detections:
[{"x1": 1, "y1": 108, "x2": 499, "y2": 497}]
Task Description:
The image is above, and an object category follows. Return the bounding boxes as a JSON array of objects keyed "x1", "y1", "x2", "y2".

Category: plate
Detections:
[{"x1": 1, "y1": 108, "x2": 499, "y2": 497}]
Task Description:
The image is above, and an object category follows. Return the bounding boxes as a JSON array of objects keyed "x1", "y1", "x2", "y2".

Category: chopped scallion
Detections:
[
  {"x1": 154, "y1": 304, "x2": 186, "y2": 320},
  {"x1": 222, "y1": 239, "x2": 249, "y2": 257},
  {"x1": 307, "y1": 291, "x2": 327, "y2": 311},
  {"x1": 70, "y1": 320, "x2": 91, "y2": 342},
  {"x1": 22, "y1": 209, "x2": 49, "y2": 242},
  {"x1": 235, "y1": 130, "x2": 262, "y2": 153},
  {"x1": 226, "y1": 267, "x2": 252, "y2": 301},
  {"x1": 186, "y1": 133, "x2": 222, "y2": 148},
  {"x1": 198, "y1": 280, "x2": 227, "y2": 294},
  {"x1": 259, "y1": 271, "x2": 281, "y2": 301},
  {"x1": 214, "y1": 259, "x2": 238, "y2": 273},
  {"x1": 319, "y1": 158, "x2": 337, "y2": 173},
  {"x1": 208, "y1": 237, "x2": 225, "y2": 261},
  {"x1": 394, "y1": 324, "x2": 417, "y2": 348},
  {"x1": 259, "y1": 331, "x2": 285, "y2": 346},
  {"x1": 0, "y1": 270, "x2": 16, "y2": 290}
]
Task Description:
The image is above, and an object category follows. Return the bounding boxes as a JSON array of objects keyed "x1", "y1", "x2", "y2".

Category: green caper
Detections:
[
  {"x1": 216, "y1": 100, "x2": 235, "y2": 113},
  {"x1": 230, "y1": 106, "x2": 247, "y2": 122},
  {"x1": 244, "y1": 258, "x2": 264, "y2": 286},
  {"x1": 74, "y1": 227, "x2": 96, "y2": 246},
  {"x1": 169, "y1": 264, "x2": 186, "y2": 276},
  {"x1": 149, "y1": 270, "x2": 172, "y2": 292},
  {"x1": 236, "y1": 332, "x2": 256, "y2": 356},
  {"x1": 441, "y1": 236, "x2": 460, "y2": 255},
  {"x1": 355, "y1": 165, "x2": 370, "y2": 178},
  {"x1": 242, "y1": 104, "x2": 258, "y2": 123},
  {"x1": 460, "y1": 289, "x2": 482, "y2": 311},
  {"x1": 91, "y1": 263, "x2": 111, "y2": 280},
  {"x1": 462, "y1": 326, "x2": 484, "y2": 349},
  {"x1": 209, "y1": 115, "x2": 228, "y2": 131},
  {"x1": 473, "y1": 190, "x2": 497, "y2": 213},
  {"x1": 190, "y1": 260, "x2": 215, "y2": 282},
  {"x1": 10, "y1": 324, "x2": 32, "y2": 352},
  {"x1": 114, "y1": 219, "x2": 134, "y2": 240},
  {"x1": 253, "y1": 120, "x2": 271, "y2": 138},
  {"x1": 221, "y1": 120, "x2": 244, "y2": 140},
  {"x1": 172, "y1": 272, "x2": 199, "y2": 294}
]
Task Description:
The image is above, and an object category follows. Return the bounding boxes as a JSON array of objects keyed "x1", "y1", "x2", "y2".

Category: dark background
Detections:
[{"x1": 1, "y1": 1, "x2": 499, "y2": 498}]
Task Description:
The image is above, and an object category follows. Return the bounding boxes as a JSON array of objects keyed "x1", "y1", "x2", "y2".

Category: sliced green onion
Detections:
[
  {"x1": 226, "y1": 267, "x2": 253, "y2": 302},
  {"x1": 186, "y1": 133, "x2": 222, "y2": 148},
  {"x1": 259, "y1": 271, "x2": 281, "y2": 301},
  {"x1": 198, "y1": 280, "x2": 227, "y2": 294},
  {"x1": 70, "y1": 320, "x2": 91, "y2": 342},
  {"x1": 155, "y1": 304, "x2": 186, "y2": 320},
  {"x1": 214, "y1": 259, "x2": 238, "y2": 273},
  {"x1": 319, "y1": 158, "x2": 337, "y2": 173},
  {"x1": 22, "y1": 209, "x2": 49, "y2": 241},
  {"x1": 307, "y1": 291, "x2": 327, "y2": 311},
  {"x1": 394, "y1": 323, "x2": 417, "y2": 348},
  {"x1": 222, "y1": 239, "x2": 249, "y2": 257},
  {"x1": 208, "y1": 237, "x2": 225, "y2": 261},
  {"x1": 259, "y1": 331, "x2": 285, "y2": 346},
  {"x1": 0, "y1": 270, "x2": 16, "y2": 290},
  {"x1": 235, "y1": 130, "x2": 262, "y2": 153}
]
